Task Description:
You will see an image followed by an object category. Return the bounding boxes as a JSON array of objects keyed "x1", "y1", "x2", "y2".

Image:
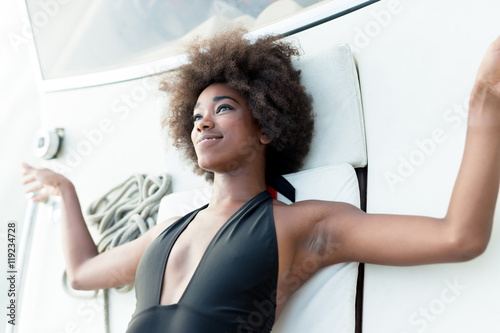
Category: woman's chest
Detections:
[{"x1": 159, "y1": 214, "x2": 227, "y2": 305}]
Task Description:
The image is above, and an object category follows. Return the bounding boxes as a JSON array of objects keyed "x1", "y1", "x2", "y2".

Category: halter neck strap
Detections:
[{"x1": 267, "y1": 174, "x2": 295, "y2": 203}]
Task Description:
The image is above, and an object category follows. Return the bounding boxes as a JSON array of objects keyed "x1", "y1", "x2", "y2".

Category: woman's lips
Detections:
[{"x1": 197, "y1": 134, "x2": 223, "y2": 145}]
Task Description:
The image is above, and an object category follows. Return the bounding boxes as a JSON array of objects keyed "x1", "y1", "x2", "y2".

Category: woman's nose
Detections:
[{"x1": 196, "y1": 115, "x2": 215, "y2": 132}]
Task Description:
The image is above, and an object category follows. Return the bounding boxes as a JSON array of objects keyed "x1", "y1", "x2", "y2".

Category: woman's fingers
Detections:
[
  {"x1": 32, "y1": 191, "x2": 50, "y2": 203},
  {"x1": 21, "y1": 163, "x2": 44, "y2": 187},
  {"x1": 22, "y1": 166, "x2": 31, "y2": 176},
  {"x1": 22, "y1": 176, "x2": 37, "y2": 185},
  {"x1": 27, "y1": 189, "x2": 50, "y2": 202},
  {"x1": 21, "y1": 162, "x2": 63, "y2": 200},
  {"x1": 25, "y1": 183, "x2": 44, "y2": 194},
  {"x1": 21, "y1": 162, "x2": 34, "y2": 174},
  {"x1": 476, "y1": 35, "x2": 500, "y2": 95},
  {"x1": 21, "y1": 163, "x2": 59, "y2": 186}
]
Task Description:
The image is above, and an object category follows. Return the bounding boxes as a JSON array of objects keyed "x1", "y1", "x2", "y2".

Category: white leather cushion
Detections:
[
  {"x1": 273, "y1": 163, "x2": 359, "y2": 333},
  {"x1": 277, "y1": 163, "x2": 360, "y2": 206},
  {"x1": 158, "y1": 163, "x2": 360, "y2": 332},
  {"x1": 157, "y1": 186, "x2": 212, "y2": 222},
  {"x1": 292, "y1": 43, "x2": 367, "y2": 169}
]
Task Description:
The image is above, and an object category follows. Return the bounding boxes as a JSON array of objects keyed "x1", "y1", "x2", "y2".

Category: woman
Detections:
[{"x1": 23, "y1": 30, "x2": 500, "y2": 332}]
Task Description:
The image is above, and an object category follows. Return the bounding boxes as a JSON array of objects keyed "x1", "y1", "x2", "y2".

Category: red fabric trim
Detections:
[{"x1": 267, "y1": 186, "x2": 277, "y2": 199}]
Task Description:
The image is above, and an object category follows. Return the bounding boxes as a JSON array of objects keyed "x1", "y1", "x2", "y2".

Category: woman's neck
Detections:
[{"x1": 209, "y1": 166, "x2": 267, "y2": 208}]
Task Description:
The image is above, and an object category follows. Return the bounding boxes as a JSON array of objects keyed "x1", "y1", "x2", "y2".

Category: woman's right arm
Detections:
[{"x1": 22, "y1": 163, "x2": 174, "y2": 290}]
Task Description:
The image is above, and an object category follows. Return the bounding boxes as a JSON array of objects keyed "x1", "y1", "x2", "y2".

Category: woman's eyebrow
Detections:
[{"x1": 213, "y1": 96, "x2": 239, "y2": 104}]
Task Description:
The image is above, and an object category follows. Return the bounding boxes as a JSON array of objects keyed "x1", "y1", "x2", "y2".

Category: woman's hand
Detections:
[
  {"x1": 22, "y1": 162, "x2": 71, "y2": 202},
  {"x1": 475, "y1": 35, "x2": 500, "y2": 96},
  {"x1": 470, "y1": 35, "x2": 500, "y2": 123}
]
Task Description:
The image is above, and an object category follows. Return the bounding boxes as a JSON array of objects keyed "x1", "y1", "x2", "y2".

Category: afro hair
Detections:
[{"x1": 161, "y1": 29, "x2": 314, "y2": 180}]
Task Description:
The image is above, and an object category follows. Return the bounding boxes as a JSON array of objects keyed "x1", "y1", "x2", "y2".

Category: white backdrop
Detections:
[{"x1": 0, "y1": 3, "x2": 42, "y2": 333}]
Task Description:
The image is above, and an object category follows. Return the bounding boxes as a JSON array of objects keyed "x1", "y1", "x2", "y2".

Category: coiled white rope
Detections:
[{"x1": 86, "y1": 173, "x2": 171, "y2": 253}]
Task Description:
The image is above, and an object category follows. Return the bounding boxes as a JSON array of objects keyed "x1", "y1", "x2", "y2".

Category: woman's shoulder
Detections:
[
  {"x1": 272, "y1": 199, "x2": 328, "y2": 229},
  {"x1": 272, "y1": 198, "x2": 350, "y2": 215},
  {"x1": 143, "y1": 216, "x2": 182, "y2": 244},
  {"x1": 272, "y1": 199, "x2": 359, "y2": 233}
]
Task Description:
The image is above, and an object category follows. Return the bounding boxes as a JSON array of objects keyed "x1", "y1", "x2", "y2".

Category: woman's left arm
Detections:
[{"x1": 296, "y1": 36, "x2": 500, "y2": 267}]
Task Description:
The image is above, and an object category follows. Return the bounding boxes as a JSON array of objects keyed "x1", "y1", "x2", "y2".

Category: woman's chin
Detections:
[
  {"x1": 197, "y1": 160, "x2": 217, "y2": 173},
  {"x1": 198, "y1": 160, "x2": 241, "y2": 176}
]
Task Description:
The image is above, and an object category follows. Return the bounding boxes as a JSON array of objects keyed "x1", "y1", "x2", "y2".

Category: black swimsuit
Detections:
[{"x1": 126, "y1": 191, "x2": 279, "y2": 333}]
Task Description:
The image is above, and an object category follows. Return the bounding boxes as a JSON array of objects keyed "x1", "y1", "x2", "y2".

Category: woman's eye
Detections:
[
  {"x1": 192, "y1": 114, "x2": 202, "y2": 122},
  {"x1": 216, "y1": 104, "x2": 233, "y2": 113}
]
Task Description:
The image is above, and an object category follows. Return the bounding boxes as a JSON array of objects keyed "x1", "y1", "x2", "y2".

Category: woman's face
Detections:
[{"x1": 191, "y1": 83, "x2": 268, "y2": 174}]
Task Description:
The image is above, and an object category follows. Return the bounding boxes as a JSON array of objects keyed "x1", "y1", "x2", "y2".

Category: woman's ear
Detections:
[{"x1": 260, "y1": 130, "x2": 271, "y2": 145}]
